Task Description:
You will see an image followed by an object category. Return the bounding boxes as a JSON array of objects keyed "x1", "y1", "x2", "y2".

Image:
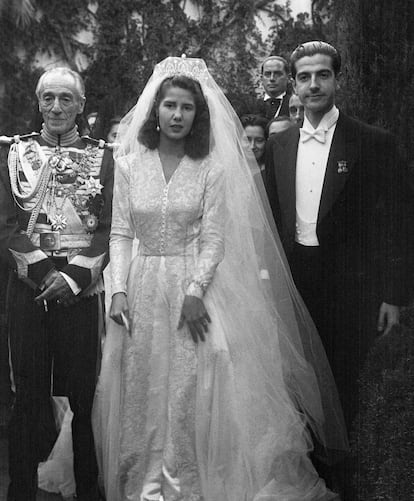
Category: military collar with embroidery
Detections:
[{"x1": 41, "y1": 124, "x2": 80, "y2": 147}]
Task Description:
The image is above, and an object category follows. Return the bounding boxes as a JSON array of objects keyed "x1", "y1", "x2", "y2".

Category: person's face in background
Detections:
[
  {"x1": 244, "y1": 125, "x2": 266, "y2": 162},
  {"x1": 38, "y1": 73, "x2": 85, "y2": 135},
  {"x1": 158, "y1": 86, "x2": 196, "y2": 142},
  {"x1": 261, "y1": 59, "x2": 288, "y2": 98},
  {"x1": 107, "y1": 122, "x2": 120, "y2": 143},
  {"x1": 268, "y1": 119, "x2": 293, "y2": 136},
  {"x1": 289, "y1": 94, "x2": 304, "y2": 125}
]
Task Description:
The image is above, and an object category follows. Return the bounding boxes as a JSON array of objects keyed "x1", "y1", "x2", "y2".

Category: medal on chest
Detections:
[
  {"x1": 9, "y1": 138, "x2": 104, "y2": 237},
  {"x1": 46, "y1": 145, "x2": 103, "y2": 231}
]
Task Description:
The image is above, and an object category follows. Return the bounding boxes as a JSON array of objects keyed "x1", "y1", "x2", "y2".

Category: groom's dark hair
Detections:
[
  {"x1": 290, "y1": 41, "x2": 341, "y2": 78},
  {"x1": 139, "y1": 75, "x2": 210, "y2": 159}
]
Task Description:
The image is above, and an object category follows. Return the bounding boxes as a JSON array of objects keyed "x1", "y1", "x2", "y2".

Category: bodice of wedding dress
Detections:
[{"x1": 109, "y1": 146, "x2": 225, "y2": 299}]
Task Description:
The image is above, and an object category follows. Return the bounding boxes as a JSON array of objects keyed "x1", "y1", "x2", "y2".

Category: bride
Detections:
[{"x1": 92, "y1": 56, "x2": 348, "y2": 500}]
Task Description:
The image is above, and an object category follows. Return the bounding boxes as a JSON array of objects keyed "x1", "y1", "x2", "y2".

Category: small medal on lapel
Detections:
[{"x1": 337, "y1": 160, "x2": 348, "y2": 174}]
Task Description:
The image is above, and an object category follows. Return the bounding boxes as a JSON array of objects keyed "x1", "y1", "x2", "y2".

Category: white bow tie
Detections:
[{"x1": 300, "y1": 127, "x2": 326, "y2": 144}]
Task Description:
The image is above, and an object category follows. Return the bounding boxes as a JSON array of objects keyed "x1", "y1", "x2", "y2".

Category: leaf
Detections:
[{"x1": 11, "y1": 0, "x2": 36, "y2": 27}]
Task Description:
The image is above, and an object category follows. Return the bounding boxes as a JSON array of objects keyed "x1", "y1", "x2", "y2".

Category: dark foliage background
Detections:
[
  {"x1": 0, "y1": 0, "x2": 273, "y2": 135},
  {"x1": 334, "y1": 0, "x2": 414, "y2": 164}
]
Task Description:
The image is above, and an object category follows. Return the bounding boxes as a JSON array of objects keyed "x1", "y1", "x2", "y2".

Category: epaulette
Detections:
[
  {"x1": 81, "y1": 135, "x2": 118, "y2": 151},
  {"x1": 0, "y1": 132, "x2": 40, "y2": 146}
]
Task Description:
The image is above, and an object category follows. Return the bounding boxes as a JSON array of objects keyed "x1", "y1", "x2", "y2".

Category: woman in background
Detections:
[
  {"x1": 106, "y1": 117, "x2": 121, "y2": 144},
  {"x1": 240, "y1": 114, "x2": 268, "y2": 171}
]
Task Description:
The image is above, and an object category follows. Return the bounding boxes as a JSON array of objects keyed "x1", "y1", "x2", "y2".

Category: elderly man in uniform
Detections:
[{"x1": 0, "y1": 67, "x2": 113, "y2": 501}]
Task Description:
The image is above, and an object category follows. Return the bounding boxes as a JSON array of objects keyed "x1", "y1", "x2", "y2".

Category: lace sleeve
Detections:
[
  {"x1": 110, "y1": 156, "x2": 135, "y2": 295},
  {"x1": 186, "y1": 162, "x2": 225, "y2": 298}
]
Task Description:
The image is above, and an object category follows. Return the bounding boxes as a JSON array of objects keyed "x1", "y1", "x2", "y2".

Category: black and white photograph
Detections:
[{"x1": 0, "y1": 1, "x2": 413, "y2": 500}]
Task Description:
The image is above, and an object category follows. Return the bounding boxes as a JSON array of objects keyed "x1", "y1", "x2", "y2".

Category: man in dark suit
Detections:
[
  {"x1": 265, "y1": 41, "x2": 410, "y2": 430},
  {"x1": 258, "y1": 56, "x2": 291, "y2": 119}
]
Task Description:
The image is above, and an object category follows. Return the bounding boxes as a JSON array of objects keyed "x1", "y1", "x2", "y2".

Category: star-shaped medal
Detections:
[
  {"x1": 85, "y1": 176, "x2": 103, "y2": 197},
  {"x1": 50, "y1": 214, "x2": 67, "y2": 231}
]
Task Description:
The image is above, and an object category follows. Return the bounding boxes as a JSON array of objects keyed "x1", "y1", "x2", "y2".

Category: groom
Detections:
[{"x1": 265, "y1": 41, "x2": 410, "y2": 430}]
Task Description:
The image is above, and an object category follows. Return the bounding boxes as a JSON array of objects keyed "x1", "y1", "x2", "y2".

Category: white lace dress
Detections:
[
  {"x1": 93, "y1": 145, "x2": 336, "y2": 501},
  {"x1": 109, "y1": 147, "x2": 224, "y2": 500}
]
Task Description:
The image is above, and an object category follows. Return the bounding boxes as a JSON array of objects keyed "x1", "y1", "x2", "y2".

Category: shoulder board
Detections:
[
  {"x1": 81, "y1": 135, "x2": 116, "y2": 151},
  {"x1": 0, "y1": 132, "x2": 40, "y2": 146}
]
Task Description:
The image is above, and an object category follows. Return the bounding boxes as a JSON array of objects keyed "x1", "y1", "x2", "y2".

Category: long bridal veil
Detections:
[{"x1": 93, "y1": 56, "x2": 348, "y2": 500}]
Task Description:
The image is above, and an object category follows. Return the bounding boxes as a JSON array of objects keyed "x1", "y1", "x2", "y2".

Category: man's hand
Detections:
[
  {"x1": 35, "y1": 270, "x2": 76, "y2": 305},
  {"x1": 178, "y1": 295, "x2": 211, "y2": 343},
  {"x1": 377, "y1": 302, "x2": 400, "y2": 336}
]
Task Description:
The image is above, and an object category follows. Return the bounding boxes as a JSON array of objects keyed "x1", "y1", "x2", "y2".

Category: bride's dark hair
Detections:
[{"x1": 138, "y1": 75, "x2": 210, "y2": 159}]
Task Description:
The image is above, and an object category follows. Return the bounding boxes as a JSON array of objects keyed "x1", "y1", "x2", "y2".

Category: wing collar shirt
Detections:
[
  {"x1": 295, "y1": 105, "x2": 339, "y2": 246},
  {"x1": 264, "y1": 91, "x2": 286, "y2": 117}
]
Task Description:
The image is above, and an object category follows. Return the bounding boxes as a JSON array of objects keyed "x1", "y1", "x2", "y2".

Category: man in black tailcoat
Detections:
[
  {"x1": 265, "y1": 41, "x2": 411, "y2": 496},
  {"x1": 0, "y1": 67, "x2": 113, "y2": 501}
]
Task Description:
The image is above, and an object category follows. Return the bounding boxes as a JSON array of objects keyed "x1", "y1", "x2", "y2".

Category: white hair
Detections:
[{"x1": 35, "y1": 66, "x2": 85, "y2": 100}]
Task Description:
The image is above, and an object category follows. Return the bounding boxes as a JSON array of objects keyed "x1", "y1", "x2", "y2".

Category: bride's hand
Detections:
[
  {"x1": 110, "y1": 292, "x2": 130, "y2": 329},
  {"x1": 178, "y1": 295, "x2": 211, "y2": 343}
]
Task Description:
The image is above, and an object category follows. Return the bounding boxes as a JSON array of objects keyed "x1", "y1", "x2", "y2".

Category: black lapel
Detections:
[
  {"x1": 318, "y1": 113, "x2": 357, "y2": 223},
  {"x1": 279, "y1": 93, "x2": 291, "y2": 116},
  {"x1": 274, "y1": 127, "x2": 300, "y2": 233}
]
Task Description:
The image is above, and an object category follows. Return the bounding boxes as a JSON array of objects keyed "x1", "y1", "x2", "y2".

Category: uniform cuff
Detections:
[{"x1": 60, "y1": 272, "x2": 81, "y2": 295}]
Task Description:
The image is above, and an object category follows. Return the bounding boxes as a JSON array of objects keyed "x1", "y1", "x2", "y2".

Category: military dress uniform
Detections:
[{"x1": 0, "y1": 126, "x2": 113, "y2": 501}]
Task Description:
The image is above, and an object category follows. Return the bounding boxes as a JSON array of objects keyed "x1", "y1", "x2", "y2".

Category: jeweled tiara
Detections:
[{"x1": 153, "y1": 55, "x2": 209, "y2": 82}]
